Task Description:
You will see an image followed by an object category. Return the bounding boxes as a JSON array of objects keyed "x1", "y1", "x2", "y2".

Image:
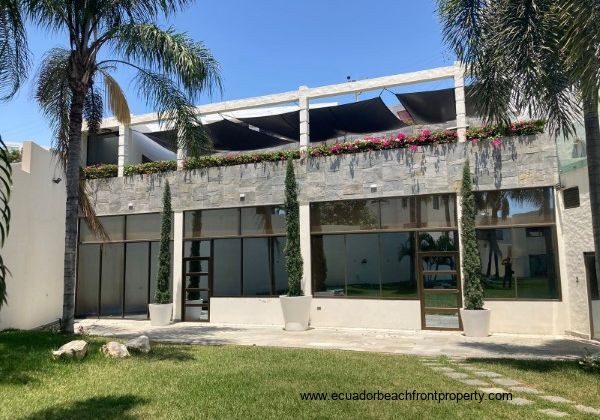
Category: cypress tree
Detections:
[
  {"x1": 461, "y1": 161, "x2": 484, "y2": 310},
  {"x1": 284, "y1": 159, "x2": 303, "y2": 296},
  {"x1": 155, "y1": 181, "x2": 172, "y2": 304}
]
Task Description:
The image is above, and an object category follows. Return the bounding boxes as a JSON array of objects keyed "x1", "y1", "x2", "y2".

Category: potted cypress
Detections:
[
  {"x1": 279, "y1": 159, "x2": 311, "y2": 331},
  {"x1": 459, "y1": 161, "x2": 491, "y2": 336},
  {"x1": 149, "y1": 181, "x2": 173, "y2": 326}
]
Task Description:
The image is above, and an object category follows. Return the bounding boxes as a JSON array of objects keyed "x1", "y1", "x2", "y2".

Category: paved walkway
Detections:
[
  {"x1": 75, "y1": 319, "x2": 600, "y2": 360},
  {"x1": 419, "y1": 357, "x2": 600, "y2": 417}
]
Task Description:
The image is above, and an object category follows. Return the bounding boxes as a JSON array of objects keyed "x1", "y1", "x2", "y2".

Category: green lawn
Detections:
[{"x1": 0, "y1": 331, "x2": 597, "y2": 419}]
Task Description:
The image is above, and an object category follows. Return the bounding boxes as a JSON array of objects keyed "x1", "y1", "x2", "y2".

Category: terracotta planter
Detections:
[
  {"x1": 279, "y1": 295, "x2": 312, "y2": 331},
  {"x1": 460, "y1": 308, "x2": 491, "y2": 337},
  {"x1": 149, "y1": 303, "x2": 173, "y2": 326}
]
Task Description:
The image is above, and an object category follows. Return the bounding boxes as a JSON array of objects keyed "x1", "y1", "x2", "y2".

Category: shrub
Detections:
[
  {"x1": 154, "y1": 181, "x2": 172, "y2": 304},
  {"x1": 284, "y1": 159, "x2": 303, "y2": 297},
  {"x1": 82, "y1": 164, "x2": 118, "y2": 179},
  {"x1": 578, "y1": 351, "x2": 600, "y2": 373},
  {"x1": 460, "y1": 161, "x2": 484, "y2": 310},
  {"x1": 124, "y1": 160, "x2": 177, "y2": 176}
]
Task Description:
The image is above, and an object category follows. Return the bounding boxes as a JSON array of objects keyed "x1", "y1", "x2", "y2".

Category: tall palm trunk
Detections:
[
  {"x1": 583, "y1": 91, "x2": 600, "y2": 287},
  {"x1": 61, "y1": 88, "x2": 86, "y2": 334}
]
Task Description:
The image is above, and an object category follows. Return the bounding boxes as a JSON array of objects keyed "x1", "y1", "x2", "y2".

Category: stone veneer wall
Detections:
[{"x1": 86, "y1": 133, "x2": 558, "y2": 214}]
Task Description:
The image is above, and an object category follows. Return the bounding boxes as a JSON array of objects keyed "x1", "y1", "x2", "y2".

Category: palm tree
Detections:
[
  {"x1": 0, "y1": 136, "x2": 12, "y2": 310},
  {"x1": 437, "y1": 0, "x2": 600, "y2": 280},
  {"x1": 0, "y1": 1, "x2": 221, "y2": 332}
]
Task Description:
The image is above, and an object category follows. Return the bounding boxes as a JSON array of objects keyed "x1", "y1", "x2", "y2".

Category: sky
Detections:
[{"x1": 0, "y1": 0, "x2": 453, "y2": 146}]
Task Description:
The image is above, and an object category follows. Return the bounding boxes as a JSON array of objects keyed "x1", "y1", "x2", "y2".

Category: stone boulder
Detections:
[
  {"x1": 101, "y1": 341, "x2": 130, "y2": 358},
  {"x1": 52, "y1": 340, "x2": 88, "y2": 360},
  {"x1": 125, "y1": 335, "x2": 151, "y2": 353}
]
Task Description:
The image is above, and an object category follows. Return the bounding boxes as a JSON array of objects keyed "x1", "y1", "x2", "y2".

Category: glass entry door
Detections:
[
  {"x1": 417, "y1": 232, "x2": 462, "y2": 330},
  {"x1": 183, "y1": 240, "x2": 211, "y2": 321}
]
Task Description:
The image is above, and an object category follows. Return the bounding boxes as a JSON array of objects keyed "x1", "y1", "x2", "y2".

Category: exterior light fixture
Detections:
[
  {"x1": 128, "y1": 203, "x2": 134, "y2": 210},
  {"x1": 240, "y1": 193, "x2": 246, "y2": 201},
  {"x1": 370, "y1": 184, "x2": 377, "y2": 192}
]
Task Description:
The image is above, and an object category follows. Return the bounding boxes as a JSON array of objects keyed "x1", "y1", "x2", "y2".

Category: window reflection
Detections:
[
  {"x1": 477, "y1": 227, "x2": 559, "y2": 299},
  {"x1": 310, "y1": 200, "x2": 379, "y2": 232},
  {"x1": 475, "y1": 187, "x2": 555, "y2": 226}
]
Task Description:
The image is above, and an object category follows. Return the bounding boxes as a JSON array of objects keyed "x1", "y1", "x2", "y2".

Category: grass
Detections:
[{"x1": 0, "y1": 330, "x2": 598, "y2": 419}]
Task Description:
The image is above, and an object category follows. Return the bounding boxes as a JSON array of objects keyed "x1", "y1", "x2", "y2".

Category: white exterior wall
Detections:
[
  {"x1": 209, "y1": 297, "x2": 421, "y2": 330},
  {"x1": 0, "y1": 142, "x2": 66, "y2": 330},
  {"x1": 485, "y1": 301, "x2": 566, "y2": 335},
  {"x1": 556, "y1": 166, "x2": 594, "y2": 338}
]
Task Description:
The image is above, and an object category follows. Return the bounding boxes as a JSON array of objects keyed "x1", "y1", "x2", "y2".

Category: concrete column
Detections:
[
  {"x1": 299, "y1": 85, "x2": 310, "y2": 153},
  {"x1": 117, "y1": 124, "x2": 130, "y2": 176},
  {"x1": 453, "y1": 62, "x2": 467, "y2": 143},
  {"x1": 172, "y1": 211, "x2": 184, "y2": 321},
  {"x1": 299, "y1": 203, "x2": 312, "y2": 295}
]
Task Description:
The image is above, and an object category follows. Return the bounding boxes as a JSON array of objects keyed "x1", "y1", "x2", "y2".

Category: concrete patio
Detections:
[{"x1": 75, "y1": 319, "x2": 600, "y2": 360}]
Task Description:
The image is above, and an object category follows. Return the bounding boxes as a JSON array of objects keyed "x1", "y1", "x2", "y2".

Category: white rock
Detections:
[
  {"x1": 125, "y1": 335, "x2": 151, "y2": 353},
  {"x1": 52, "y1": 340, "x2": 88, "y2": 360},
  {"x1": 101, "y1": 341, "x2": 130, "y2": 358}
]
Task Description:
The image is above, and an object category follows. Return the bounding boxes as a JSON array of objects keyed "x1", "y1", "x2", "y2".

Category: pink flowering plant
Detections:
[{"x1": 83, "y1": 119, "x2": 545, "y2": 179}]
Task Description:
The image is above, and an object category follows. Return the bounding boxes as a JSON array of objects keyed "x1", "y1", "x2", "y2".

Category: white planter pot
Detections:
[
  {"x1": 149, "y1": 303, "x2": 173, "y2": 326},
  {"x1": 185, "y1": 299, "x2": 205, "y2": 321},
  {"x1": 460, "y1": 308, "x2": 491, "y2": 337},
  {"x1": 279, "y1": 295, "x2": 312, "y2": 331}
]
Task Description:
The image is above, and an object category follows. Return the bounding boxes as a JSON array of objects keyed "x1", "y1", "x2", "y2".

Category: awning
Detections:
[
  {"x1": 395, "y1": 87, "x2": 482, "y2": 125},
  {"x1": 204, "y1": 119, "x2": 293, "y2": 151},
  {"x1": 240, "y1": 97, "x2": 406, "y2": 142}
]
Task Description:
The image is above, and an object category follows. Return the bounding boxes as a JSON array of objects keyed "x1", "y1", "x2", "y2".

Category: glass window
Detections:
[
  {"x1": 272, "y1": 237, "x2": 288, "y2": 295},
  {"x1": 184, "y1": 208, "x2": 239, "y2": 238},
  {"x1": 86, "y1": 132, "x2": 118, "y2": 166},
  {"x1": 243, "y1": 238, "x2": 271, "y2": 295},
  {"x1": 477, "y1": 227, "x2": 559, "y2": 299},
  {"x1": 346, "y1": 234, "x2": 380, "y2": 297},
  {"x1": 124, "y1": 242, "x2": 149, "y2": 317},
  {"x1": 100, "y1": 243, "x2": 124, "y2": 317},
  {"x1": 213, "y1": 239, "x2": 242, "y2": 296},
  {"x1": 76, "y1": 244, "x2": 100, "y2": 317},
  {"x1": 126, "y1": 213, "x2": 162, "y2": 240},
  {"x1": 380, "y1": 233, "x2": 417, "y2": 298},
  {"x1": 80, "y1": 216, "x2": 125, "y2": 242},
  {"x1": 241, "y1": 206, "x2": 286, "y2": 235},
  {"x1": 380, "y1": 197, "x2": 417, "y2": 229},
  {"x1": 310, "y1": 200, "x2": 379, "y2": 232},
  {"x1": 419, "y1": 195, "x2": 456, "y2": 228},
  {"x1": 418, "y1": 231, "x2": 458, "y2": 252},
  {"x1": 184, "y1": 240, "x2": 211, "y2": 258},
  {"x1": 475, "y1": 187, "x2": 555, "y2": 226},
  {"x1": 312, "y1": 235, "x2": 346, "y2": 296}
]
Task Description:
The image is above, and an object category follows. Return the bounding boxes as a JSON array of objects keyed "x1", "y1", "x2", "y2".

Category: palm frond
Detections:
[
  {"x1": 79, "y1": 179, "x2": 109, "y2": 241},
  {"x1": 83, "y1": 82, "x2": 104, "y2": 135},
  {"x1": 34, "y1": 47, "x2": 71, "y2": 170},
  {"x1": 110, "y1": 23, "x2": 222, "y2": 99},
  {"x1": 99, "y1": 68, "x2": 131, "y2": 124},
  {"x1": 438, "y1": 0, "x2": 581, "y2": 137},
  {"x1": 134, "y1": 70, "x2": 213, "y2": 157},
  {"x1": 558, "y1": 0, "x2": 600, "y2": 96},
  {"x1": 0, "y1": 0, "x2": 30, "y2": 100},
  {"x1": 0, "y1": 135, "x2": 12, "y2": 308}
]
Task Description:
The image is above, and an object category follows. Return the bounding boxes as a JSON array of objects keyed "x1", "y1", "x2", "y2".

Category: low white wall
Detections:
[
  {"x1": 210, "y1": 297, "x2": 422, "y2": 330},
  {"x1": 211, "y1": 298, "x2": 284, "y2": 326},
  {"x1": 485, "y1": 300, "x2": 567, "y2": 335},
  {"x1": 592, "y1": 300, "x2": 600, "y2": 340},
  {"x1": 310, "y1": 299, "x2": 421, "y2": 330},
  {"x1": 0, "y1": 142, "x2": 66, "y2": 330}
]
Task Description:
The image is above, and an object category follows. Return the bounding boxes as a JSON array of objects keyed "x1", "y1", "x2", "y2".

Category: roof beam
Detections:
[{"x1": 101, "y1": 65, "x2": 457, "y2": 128}]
